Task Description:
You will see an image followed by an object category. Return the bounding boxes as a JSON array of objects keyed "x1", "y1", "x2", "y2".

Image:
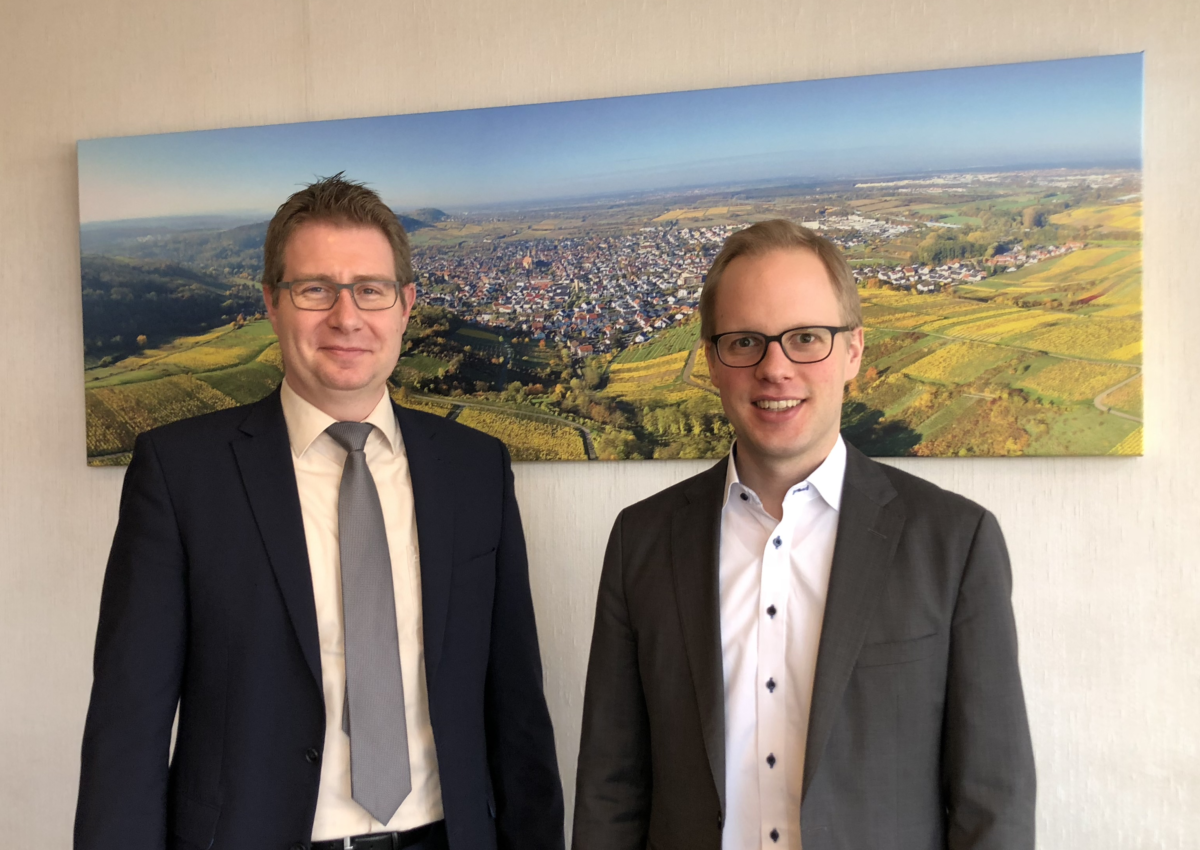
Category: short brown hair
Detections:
[
  {"x1": 700, "y1": 219, "x2": 862, "y2": 339},
  {"x1": 262, "y1": 173, "x2": 412, "y2": 304}
]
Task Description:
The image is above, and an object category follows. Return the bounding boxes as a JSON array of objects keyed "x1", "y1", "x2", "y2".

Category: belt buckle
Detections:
[{"x1": 344, "y1": 838, "x2": 353, "y2": 850}]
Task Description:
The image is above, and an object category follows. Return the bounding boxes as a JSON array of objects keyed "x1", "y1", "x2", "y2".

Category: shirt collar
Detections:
[
  {"x1": 722, "y1": 433, "x2": 847, "y2": 512},
  {"x1": 279, "y1": 379, "x2": 401, "y2": 458}
]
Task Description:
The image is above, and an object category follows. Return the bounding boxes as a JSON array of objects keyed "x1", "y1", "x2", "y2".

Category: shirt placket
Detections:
[{"x1": 757, "y1": 511, "x2": 793, "y2": 848}]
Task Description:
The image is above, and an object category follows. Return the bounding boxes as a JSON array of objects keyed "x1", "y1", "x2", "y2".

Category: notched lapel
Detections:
[
  {"x1": 670, "y1": 460, "x2": 729, "y2": 815},
  {"x1": 803, "y1": 448, "x2": 905, "y2": 799},
  {"x1": 396, "y1": 405, "x2": 454, "y2": 686},
  {"x1": 232, "y1": 392, "x2": 322, "y2": 689}
]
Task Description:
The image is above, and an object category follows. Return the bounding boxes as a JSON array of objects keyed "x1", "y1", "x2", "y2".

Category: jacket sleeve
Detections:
[
  {"x1": 571, "y1": 509, "x2": 653, "y2": 850},
  {"x1": 484, "y1": 442, "x2": 566, "y2": 850},
  {"x1": 942, "y1": 509, "x2": 1037, "y2": 849},
  {"x1": 75, "y1": 432, "x2": 187, "y2": 850}
]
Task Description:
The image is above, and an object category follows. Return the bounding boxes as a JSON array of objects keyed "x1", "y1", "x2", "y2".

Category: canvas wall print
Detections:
[{"x1": 78, "y1": 53, "x2": 1143, "y2": 464}]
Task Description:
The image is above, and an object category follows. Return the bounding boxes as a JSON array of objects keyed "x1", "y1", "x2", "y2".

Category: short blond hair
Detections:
[{"x1": 700, "y1": 219, "x2": 862, "y2": 338}]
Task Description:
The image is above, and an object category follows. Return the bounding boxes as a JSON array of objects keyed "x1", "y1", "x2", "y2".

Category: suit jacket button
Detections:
[
  {"x1": 305, "y1": 748, "x2": 320, "y2": 764},
  {"x1": 291, "y1": 843, "x2": 306, "y2": 850}
]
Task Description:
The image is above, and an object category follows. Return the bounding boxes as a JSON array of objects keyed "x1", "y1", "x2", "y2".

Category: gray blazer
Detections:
[{"x1": 572, "y1": 442, "x2": 1035, "y2": 850}]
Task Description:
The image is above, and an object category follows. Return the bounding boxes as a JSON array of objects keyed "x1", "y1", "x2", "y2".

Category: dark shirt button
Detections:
[
  {"x1": 766, "y1": 678, "x2": 776, "y2": 693},
  {"x1": 766, "y1": 605, "x2": 777, "y2": 618},
  {"x1": 305, "y1": 748, "x2": 320, "y2": 764},
  {"x1": 773, "y1": 536, "x2": 782, "y2": 548},
  {"x1": 770, "y1": 828, "x2": 780, "y2": 842},
  {"x1": 767, "y1": 753, "x2": 776, "y2": 768},
  {"x1": 718, "y1": 811, "x2": 724, "y2": 828},
  {"x1": 740, "y1": 492, "x2": 749, "y2": 501}
]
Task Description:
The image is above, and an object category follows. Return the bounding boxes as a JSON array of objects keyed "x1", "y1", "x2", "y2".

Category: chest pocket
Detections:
[{"x1": 854, "y1": 632, "x2": 940, "y2": 668}]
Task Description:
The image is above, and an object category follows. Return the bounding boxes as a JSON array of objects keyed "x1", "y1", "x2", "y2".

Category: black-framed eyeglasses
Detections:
[
  {"x1": 275, "y1": 279, "x2": 401, "y2": 311},
  {"x1": 710, "y1": 325, "x2": 854, "y2": 368}
]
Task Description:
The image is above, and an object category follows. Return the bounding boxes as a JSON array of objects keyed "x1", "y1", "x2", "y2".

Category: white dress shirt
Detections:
[
  {"x1": 280, "y1": 380, "x2": 443, "y2": 839},
  {"x1": 719, "y1": 435, "x2": 846, "y2": 850}
]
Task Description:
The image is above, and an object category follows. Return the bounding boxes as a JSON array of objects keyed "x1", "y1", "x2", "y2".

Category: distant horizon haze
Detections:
[{"x1": 78, "y1": 53, "x2": 1143, "y2": 224}]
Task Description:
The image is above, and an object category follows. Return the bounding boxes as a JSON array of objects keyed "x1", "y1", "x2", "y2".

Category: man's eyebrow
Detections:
[{"x1": 289, "y1": 274, "x2": 398, "y2": 282}]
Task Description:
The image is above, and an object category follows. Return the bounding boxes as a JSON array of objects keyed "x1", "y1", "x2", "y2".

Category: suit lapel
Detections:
[
  {"x1": 232, "y1": 390, "x2": 322, "y2": 688},
  {"x1": 395, "y1": 404, "x2": 454, "y2": 686},
  {"x1": 803, "y1": 445, "x2": 905, "y2": 799},
  {"x1": 671, "y1": 459, "x2": 730, "y2": 815}
]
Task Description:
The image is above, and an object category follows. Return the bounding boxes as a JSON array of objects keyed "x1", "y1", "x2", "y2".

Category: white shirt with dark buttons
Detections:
[{"x1": 718, "y1": 435, "x2": 845, "y2": 850}]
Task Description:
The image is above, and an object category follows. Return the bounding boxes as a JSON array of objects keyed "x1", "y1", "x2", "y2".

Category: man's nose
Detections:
[
  {"x1": 327, "y1": 288, "x2": 363, "y2": 324},
  {"x1": 756, "y1": 339, "x2": 793, "y2": 375}
]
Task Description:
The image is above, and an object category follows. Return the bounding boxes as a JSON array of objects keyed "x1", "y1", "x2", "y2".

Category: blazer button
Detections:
[
  {"x1": 291, "y1": 843, "x2": 306, "y2": 850},
  {"x1": 305, "y1": 748, "x2": 320, "y2": 764}
]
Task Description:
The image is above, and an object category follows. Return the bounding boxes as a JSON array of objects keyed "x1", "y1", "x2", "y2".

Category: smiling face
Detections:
[
  {"x1": 265, "y1": 221, "x2": 415, "y2": 421},
  {"x1": 705, "y1": 247, "x2": 863, "y2": 482}
]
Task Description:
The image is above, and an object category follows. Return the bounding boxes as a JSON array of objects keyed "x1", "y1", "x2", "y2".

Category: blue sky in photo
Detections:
[{"x1": 78, "y1": 53, "x2": 1143, "y2": 223}]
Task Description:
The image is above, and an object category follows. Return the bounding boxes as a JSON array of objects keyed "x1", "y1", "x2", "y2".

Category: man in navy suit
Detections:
[{"x1": 75, "y1": 175, "x2": 564, "y2": 850}]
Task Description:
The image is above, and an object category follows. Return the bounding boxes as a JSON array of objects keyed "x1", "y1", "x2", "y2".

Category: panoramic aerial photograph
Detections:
[{"x1": 77, "y1": 52, "x2": 1142, "y2": 463}]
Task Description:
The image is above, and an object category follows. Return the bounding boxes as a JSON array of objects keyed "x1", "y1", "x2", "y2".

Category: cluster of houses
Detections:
[
  {"x1": 413, "y1": 226, "x2": 734, "y2": 354},
  {"x1": 986, "y1": 242, "x2": 1083, "y2": 270},
  {"x1": 853, "y1": 262, "x2": 991, "y2": 293},
  {"x1": 410, "y1": 209, "x2": 1088, "y2": 355},
  {"x1": 852, "y1": 241, "x2": 1082, "y2": 294},
  {"x1": 802, "y1": 213, "x2": 913, "y2": 246}
]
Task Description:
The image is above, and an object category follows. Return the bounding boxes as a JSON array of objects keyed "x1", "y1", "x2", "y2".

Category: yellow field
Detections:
[
  {"x1": 902, "y1": 341, "x2": 1016, "y2": 384},
  {"x1": 89, "y1": 375, "x2": 238, "y2": 437},
  {"x1": 159, "y1": 345, "x2": 247, "y2": 371},
  {"x1": 1019, "y1": 360, "x2": 1139, "y2": 402},
  {"x1": 1020, "y1": 318, "x2": 1141, "y2": 361},
  {"x1": 864, "y1": 310, "x2": 934, "y2": 330},
  {"x1": 952, "y1": 311, "x2": 1069, "y2": 341},
  {"x1": 1100, "y1": 374, "x2": 1143, "y2": 415},
  {"x1": 653, "y1": 208, "x2": 708, "y2": 221},
  {"x1": 607, "y1": 351, "x2": 690, "y2": 382},
  {"x1": 1050, "y1": 202, "x2": 1142, "y2": 232},
  {"x1": 390, "y1": 388, "x2": 455, "y2": 417},
  {"x1": 455, "y1": 408, "x2": 587, "y2": 460},
  {"x1": 1109, "y1": 427, "x2": 1143, "y2": 456},
  {"x1": 257, "y1": 343, "x2": 285, "y2": 369}
]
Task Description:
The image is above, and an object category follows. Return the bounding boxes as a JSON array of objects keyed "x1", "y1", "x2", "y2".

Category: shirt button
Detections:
[
  {"x1": 767, "y1": 753, "x2": 776, "y2": 768},
  {"x1": 766, "y1": 678, "x2": 776, "y2": 693},
  {"x1": 773, "y1": 536, "x2": 782, "y2": 548},
  {"x1": 770, "y1": 828, "x2": 780, "y2": 842},
  {"x1": 766, "y1": 605, "x2": 777, "y2": 618},
  {"x1": 718, "y1": 811, "x2": 724, "y2": 828},
  {"x1": 740, "y1": 492, "x2": 749, "y2": 501},
  {"x1": 305, "y1": 748, "x2": 320, "y2": 764}
]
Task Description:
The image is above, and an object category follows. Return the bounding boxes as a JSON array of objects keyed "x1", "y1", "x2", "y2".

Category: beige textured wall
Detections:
[{"x1": 1, "y1": 0, "x2": 1197, "y2": 845}]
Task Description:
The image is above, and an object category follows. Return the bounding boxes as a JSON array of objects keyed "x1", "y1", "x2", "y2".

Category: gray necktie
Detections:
[{"x1": 326, "y1": 422, "x2": 411, "y2": 824}]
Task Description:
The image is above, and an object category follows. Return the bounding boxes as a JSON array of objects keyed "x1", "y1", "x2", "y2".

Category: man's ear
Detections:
[{"x1": 842, "y1": 326, "x2": 864, "y2": 383}]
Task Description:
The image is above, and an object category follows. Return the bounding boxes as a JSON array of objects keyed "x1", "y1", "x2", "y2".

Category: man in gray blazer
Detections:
[{"x1": 573, "y1": 220, "x2": 1035, "y2": 850}]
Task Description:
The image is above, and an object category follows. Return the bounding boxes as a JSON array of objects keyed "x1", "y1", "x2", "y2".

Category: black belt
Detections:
[{"x1": 310, "y1": 820, "x2": 445, "y2": 850}]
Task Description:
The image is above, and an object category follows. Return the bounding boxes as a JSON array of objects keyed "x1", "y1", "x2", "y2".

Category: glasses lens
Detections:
[
  {"x1": 351, "y1": 281, "x2": 399, "y2": 310},
  {"x1": 717, "y1": 333, "x2": 767, "y2": 366},
  {"x1": 782, "y1": 327, "x2": 834, "y2": 363},
  {"x1": 287, "y1": 281, "x2": 399, "y2": 310},
  {"x1": 290, "y1": 281, "x2": 337, "y2": 310}
]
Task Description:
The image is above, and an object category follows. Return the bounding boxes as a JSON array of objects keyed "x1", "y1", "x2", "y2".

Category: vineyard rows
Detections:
[
  {"x1": 454, "y1": 408, "x2": 587, "y2": 460},
  {"x1": 1020, "y1": 361, "x2": 1139, "y2": 402},
  {"x1": 903, "y1": 342, "x2": 1016, "y2": 385}
]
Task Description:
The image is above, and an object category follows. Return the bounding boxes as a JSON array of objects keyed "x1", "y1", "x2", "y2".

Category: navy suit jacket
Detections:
[{"x1": 75, "y1": 389, "x2": 564, "y2": 850}]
